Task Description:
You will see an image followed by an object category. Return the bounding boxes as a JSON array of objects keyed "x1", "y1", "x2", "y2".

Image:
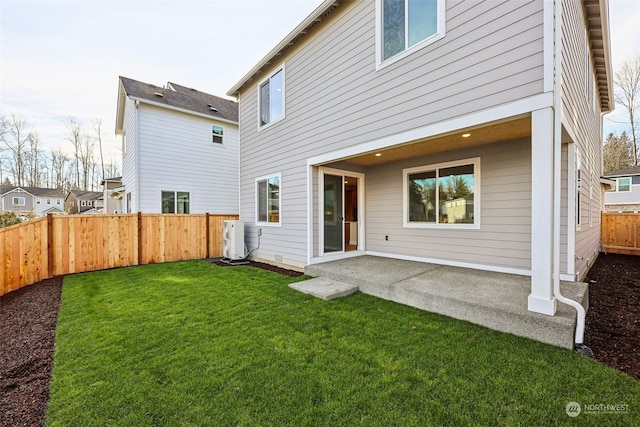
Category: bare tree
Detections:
[
  {"x1": 25, "y1": 132, "x2": 44, "y2": 187},
  {"x1": 614, "y1": 55, "x2": 640, "y2": 165},
  {"x1": 64, "y1": 116, "x2": 82, "y2": 188},
  {"x1": 50, "y1": 147, "x2": 70, "y2": 191},
  {"x1": 92, "y1": 118, "x2": 105, "y2": 183},
  {"x1": 79, "y1": 133, "x2": 95, "y2": 190},
  {"x1": 1, "y1": 114, "x2": 33, "y2": 186}
]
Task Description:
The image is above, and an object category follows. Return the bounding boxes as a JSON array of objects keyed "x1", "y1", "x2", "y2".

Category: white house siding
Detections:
[
  {"x1": 560, "y1": 0, "x2": 605, "y2": 280},
  {"x1": 364, "y1": 139, "x2": 531, "y2": 271},
  {"x1": 121, "y1": 97, "x2": 138, "y2": 212},
  {"x1": 136, "y1": 104, "x2": 239, "y2": 214},
  {"x1": 239, "y1": 0, "x2": 545, "y2": 269}
]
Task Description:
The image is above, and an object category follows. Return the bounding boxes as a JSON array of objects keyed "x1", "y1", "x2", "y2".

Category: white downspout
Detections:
[{"x1": 553, "y1": 0, "x2": 586, "y2": 346}]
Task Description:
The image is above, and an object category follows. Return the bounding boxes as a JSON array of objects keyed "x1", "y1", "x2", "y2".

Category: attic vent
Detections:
[
  {"x1": 207, "y1": 104, "x2": 218, "y2": 112},
  {"x1": 154, "y1": 91, "x2": 164, "y2": 97}
]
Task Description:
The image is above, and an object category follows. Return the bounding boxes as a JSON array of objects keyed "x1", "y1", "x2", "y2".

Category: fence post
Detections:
[
  {"x1": 137, "y1": 212, "x2": 143, "y2": 265},
  {"x1": 47, "y1": 213, "x2": 54, "y2": 279},
  {"x1": 205, "y1": 213, "x2": 210, "y2": 259}
]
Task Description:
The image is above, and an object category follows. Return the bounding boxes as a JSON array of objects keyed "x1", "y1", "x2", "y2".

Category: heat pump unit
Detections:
[{"x1": 223, "y1": 220, "x2": 245, "y2": 260}]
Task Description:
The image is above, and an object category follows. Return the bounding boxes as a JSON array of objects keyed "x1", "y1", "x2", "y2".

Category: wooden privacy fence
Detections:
[
  {"x1": 601, "y1": 212, "x2": 640, "y2": 255},
  {"x1": 0, "y1": 213, "x2": 238, "y2": 297}
]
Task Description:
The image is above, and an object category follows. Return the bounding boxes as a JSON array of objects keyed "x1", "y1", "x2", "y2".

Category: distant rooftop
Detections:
[{"x1": 117, "y1": 76, "x2": 238, "y2": 135}]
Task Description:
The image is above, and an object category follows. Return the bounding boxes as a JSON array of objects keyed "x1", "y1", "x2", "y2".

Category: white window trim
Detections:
[
  {"x1": 160, "y1": 190, "x2": 191, "y2": 214},
  {"x1": 13, "y1": 196, "x2": 26, "y2": 206},
  {"x1": 255, "y1": 172, "x2": 282, "y2": 226},
  {"x1": 257, "y1": 64, "x2": 286, "y2": 130},
  {"x1": 212, "y1": 124, "x2": 224, "y2": 144},
  {"x1": 375, "y1": 0, "x2": 446, "y2": 70},
  {"x1": 402, "y1": 157, "x2": 480, "y2": 229},
  {"x1": 616, "y1": 177, "x2": 631, "y2": 192}
]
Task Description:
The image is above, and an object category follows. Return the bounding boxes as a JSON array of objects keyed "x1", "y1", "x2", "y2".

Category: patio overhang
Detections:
[{"x1": 312, "y1": 115, "x2": 532, "y2": 168}]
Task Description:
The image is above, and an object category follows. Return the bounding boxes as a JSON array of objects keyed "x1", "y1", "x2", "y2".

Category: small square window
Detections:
[
  {"x1": 212, "y1": 125, "x2": 224, "y2": 144},
  {"x1": 617, "y1": 177, "x2": 631, "y2": 192}
]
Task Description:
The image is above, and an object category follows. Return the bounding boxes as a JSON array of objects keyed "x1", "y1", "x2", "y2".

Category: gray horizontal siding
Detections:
[
  {"x1": 365, "y1": 139, "x2": 532, "y2": 271},
  {"x1": 239, "y1": 0, "x2": 545, "y2": 269}
]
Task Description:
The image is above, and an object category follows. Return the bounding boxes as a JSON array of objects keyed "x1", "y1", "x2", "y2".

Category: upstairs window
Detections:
[
  {"x1": 616, "y1": 177, "x2": 631, "y2": 192},
  {"x1": 259, "y1": 67, "x2": 284, "y2": 127},
  {"x1": 212, "y1": 125, "x2": 224, "y2": 144},
  {"x1": 378, "y1": 0, "x2": 445, "y2": 66}
]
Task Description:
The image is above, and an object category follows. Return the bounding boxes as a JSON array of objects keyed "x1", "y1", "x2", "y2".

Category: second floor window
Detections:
[
  {"x1": 259, "y1": 67, "x2": 284, "y2": 127},
  {"x1": 379, "y1": 0, "x2": 444, "y2": 64},
  {"x1": 212, "y1": 125, "x2": 224, "y2": 144},
  {"x1": 616, "y1": 177, "x2": 631, "y2": 192}
]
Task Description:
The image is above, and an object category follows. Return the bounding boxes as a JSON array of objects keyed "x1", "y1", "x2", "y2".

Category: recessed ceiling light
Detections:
[
  {"x1": 375, "y1": 153, "x2": 382, "y2": 157},
  {"x1": 462, "y1": 133, "x2": 471, "y2": 138}
]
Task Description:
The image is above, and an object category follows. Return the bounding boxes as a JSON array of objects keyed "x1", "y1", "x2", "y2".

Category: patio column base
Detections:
[{"x1": 528, "y1": 294, "x2": 557, "y2": 316}]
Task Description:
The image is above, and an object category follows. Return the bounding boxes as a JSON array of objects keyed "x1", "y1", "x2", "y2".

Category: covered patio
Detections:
[{"x1": 296, "y1": 255, "x2": 588, "y2": 349}]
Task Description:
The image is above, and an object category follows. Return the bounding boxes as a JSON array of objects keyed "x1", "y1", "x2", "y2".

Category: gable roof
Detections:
[
  {"x1": 604, "y1": 166, "x2": 640, "y2": 177},
  {"x1": 116, "y1": 76, "x2": 238, "y2": 134},
  {"x1": 227, "y1": 0, "x2": 613, "y2": 113},
  {"x1": 0, "y1": 185, "x2": 65, "y2": 199},
  {"x1": 67, "y1": 190, "x2": 103, "y2": 201}
]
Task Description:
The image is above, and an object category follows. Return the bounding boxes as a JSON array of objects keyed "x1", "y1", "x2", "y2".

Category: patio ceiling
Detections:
[{"x1": 341, "y1": 115, "x2": 532, "y2": 167}]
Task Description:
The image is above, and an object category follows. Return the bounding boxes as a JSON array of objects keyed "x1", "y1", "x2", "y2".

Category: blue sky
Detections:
[{"x1": 1, "y1": 0, "x2": 639, "y2": 164}]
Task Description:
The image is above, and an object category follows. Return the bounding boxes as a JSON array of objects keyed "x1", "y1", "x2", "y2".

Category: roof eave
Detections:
[
  {"x1": 128, "y1": 95, "x2": 238, "y2": 126},
  {"x1": 226, "y1": 0, "x2": 346, "y2": 96},
  {"x1": 115, "y1": 78, "x2": 126, "y2": 135}
]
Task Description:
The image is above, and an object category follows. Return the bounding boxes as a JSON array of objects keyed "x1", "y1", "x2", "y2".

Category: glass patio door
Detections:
[{"x1": 323, "y1": 173, "x2": 343, "y2": 253}]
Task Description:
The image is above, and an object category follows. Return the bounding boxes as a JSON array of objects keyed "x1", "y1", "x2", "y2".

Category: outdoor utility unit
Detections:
[{"x1": 223, "y1": 220, "x2": 245, "y2": 260}]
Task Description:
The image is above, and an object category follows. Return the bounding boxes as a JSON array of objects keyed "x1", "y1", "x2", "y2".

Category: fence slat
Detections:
[{"x1": 0, "y1": 213, "x2": 238, "y2": 297}]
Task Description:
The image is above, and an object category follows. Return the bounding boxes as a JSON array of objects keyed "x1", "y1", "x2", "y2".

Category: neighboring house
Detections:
[
  {"x1": 0, "y1": 186, "x2": 65, "y2": 216},
  {"x1": 101, "y1": 176, "x2": 123, "y2": 214},
  {"x1": 65, "y1": 190, "x2": 103, "y2": 214},
  {"x1": 115, "y1": 76, "x2": 239, "y2": 214},
  {"x1": 227, "y1": 0, "x2": 613, "y2": 317},
  {"x1": 604, "y1": 166, "x2": 640, "y2": 212}
]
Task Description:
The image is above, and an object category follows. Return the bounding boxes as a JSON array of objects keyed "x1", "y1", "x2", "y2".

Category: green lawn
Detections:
[{"x1": 46, "y1": 261, "x2": 638, "y2": 426}]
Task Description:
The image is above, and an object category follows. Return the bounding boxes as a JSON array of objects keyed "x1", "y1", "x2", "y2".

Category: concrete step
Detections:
[{"x1": 289, "y1": 277, "x2": 359, "y2": 300}]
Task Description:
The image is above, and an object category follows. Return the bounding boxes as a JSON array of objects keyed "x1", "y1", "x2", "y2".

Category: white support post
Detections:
[{"x1": 528, "y1": 107, "x2": 557, "y2": 315}]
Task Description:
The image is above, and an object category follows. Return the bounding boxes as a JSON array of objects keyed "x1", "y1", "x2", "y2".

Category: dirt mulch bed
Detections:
[
  {"x1": 210, "y1": 258, "x2": 304, "y2": 277},
  {"x1": 0, "y1": 277, "x2": 63, "y2": 427},
  {"x1": 584, "y1": 253, "x2": 640, "y2": 380},
  {"x1": 1, "y1": 255, "x2": 637, "y2": 426}
]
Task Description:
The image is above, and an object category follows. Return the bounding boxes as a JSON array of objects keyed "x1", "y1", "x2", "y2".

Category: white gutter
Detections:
[{"x1": 553, "y1": 0, "x2": 586, "y2": 346}]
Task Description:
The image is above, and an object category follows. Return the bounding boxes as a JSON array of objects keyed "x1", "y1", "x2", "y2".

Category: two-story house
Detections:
[
  {"x1": 227, "y1": 0, "x2": 613, "y2": 320},
  {"x1": 115, "y1": 76, "x2": 239, "y2": 214},
  {"x1": 604, "y1": 166, "x2": 640, "y2": 212},
  {"x1": 64, "y1": 190, "x2": 103, "y2": 214},
  {"x1": 0, "y1": 186, "x2": 65, "y2": 216}
]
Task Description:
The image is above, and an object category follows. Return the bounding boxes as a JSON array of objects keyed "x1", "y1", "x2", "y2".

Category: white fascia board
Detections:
[
  {"x1": 128, "y1": 96, "x2": 238, "y2": 126},
  {"x1": 307, "y1": 93, "x2": 553, "y2": 166}
]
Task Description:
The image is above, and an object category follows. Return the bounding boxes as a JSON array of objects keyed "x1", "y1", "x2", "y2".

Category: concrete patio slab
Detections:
[
  {"x1": 289, "y1": 277, "x2": 358, "y2": 300},
  {"x1": 304, "y1": 256, "x2": 588, "y2": 349}
]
